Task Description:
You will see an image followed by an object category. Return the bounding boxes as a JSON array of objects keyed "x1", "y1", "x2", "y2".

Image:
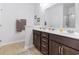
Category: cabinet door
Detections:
[
  {"x1": 49, "y1": 40, "x2": 61, "y2": 55},
  {"x1": 63, "y1": 46, "x2": 79, "y2": 55},
  {"x1": 33, "y1": 31, "x2": 41, "y2": 51}
]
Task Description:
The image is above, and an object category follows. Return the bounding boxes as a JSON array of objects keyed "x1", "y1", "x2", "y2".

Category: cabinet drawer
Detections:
[
  {"x1": 41, "y1": 41, "x2": 48, "y2": 50},
  {"x1": 41, "y1": 47, "x2": 48, "y2": 55},
  {"x1": 41, "y1": 32, "x2": 48, "y2": 38},
  {"x1": 41, "y1": 38, "x2": 48, "y2": 43},
  {"x1": 49, "y1": 34, "x2": 62, "y2": 41},
  {"x1": 33, "y1": 30, "x2": 41, "y2": 35}
]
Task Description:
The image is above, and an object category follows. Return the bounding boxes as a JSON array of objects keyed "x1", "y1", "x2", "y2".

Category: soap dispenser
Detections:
[
  {"x1": 44, "y1": 21, "x2": 47, "y2": 26},
  {"x1": 43, "y1": 21, "x2": 47, "y2": 29}
]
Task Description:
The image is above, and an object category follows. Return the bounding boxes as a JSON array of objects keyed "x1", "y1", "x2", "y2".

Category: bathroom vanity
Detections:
[
  {"x1": 33, "y1": 3, "x2": 79, "y2": 55},
  {"x1": 33, "y1": 29, "x2": 79, "y2": 55}
]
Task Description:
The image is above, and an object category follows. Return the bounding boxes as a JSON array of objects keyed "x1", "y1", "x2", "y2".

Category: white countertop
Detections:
[{"x1": 33, "y1": 28, "x2": 79, "y2": 40}]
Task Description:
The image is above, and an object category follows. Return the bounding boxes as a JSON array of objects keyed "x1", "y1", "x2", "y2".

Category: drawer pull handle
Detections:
[
  {"x1": 42, "y1": 39, "x2": 47, "y2": 42},
  {"x1": 43, "y1": 35, "x2": 46, "y2": 37},
  {"x1": 61, "y1": 46, "x2": 63, "y2": 55},
  {"x1": 42, "y1": 51, "x2": 47, "y2": 55},
  {"x1": 42, "y1": 45, "x2": 47, "y2": 48},
  {"x1": 59, "y1": 46, "x2": 61, "y2": 54}
]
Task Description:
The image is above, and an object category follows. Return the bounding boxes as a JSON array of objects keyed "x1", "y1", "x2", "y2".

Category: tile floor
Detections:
[
  {"x1": 0, "y1": 41, "x2": 25, "y2": 55},
  {"x1": 18, "y1": 47, "x2": 42, "y2": 55},
  {"x1": 0, "y1": 41, "x2": 42, "y2": 55}
]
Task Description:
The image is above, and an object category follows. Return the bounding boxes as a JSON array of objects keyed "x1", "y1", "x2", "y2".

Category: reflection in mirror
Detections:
[
  {"x1": 34, "y1": 15, "x2": 40, "y2": 25},
  {"x1": 63, "y1": 3, "x2": 75, "y2": 28}
]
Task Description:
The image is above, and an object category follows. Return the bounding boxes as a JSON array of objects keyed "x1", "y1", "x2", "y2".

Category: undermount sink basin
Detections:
[
  {"x1": 61, "y1": 30, "x2": 79, "y2": 36},
  {"x1": 59, "y1": 29, "x2": 75, "y2": 34},
  {"x1": 67, "y1": 30, "x2": 74, "y2": 34},
  {"x1": 59, "y1": 30, "x2": 74, "y2": 35}
]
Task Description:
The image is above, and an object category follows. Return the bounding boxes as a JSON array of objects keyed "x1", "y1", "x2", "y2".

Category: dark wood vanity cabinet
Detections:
[
  {"x1": 33, "y1": 30, "x2": 79, "y2": 55},
  {"x1": 49, "y1": 34, "x2": 79, "y2": 55},
  {"x1": 49, "y1": 40, "x2": 61, "y2": 55},
  {"x1": 49, "y1": 40, "x2": 79, "y2": 55},
  {"x1": 33, "y1": 30, "x2": 49, "y2": 55},
  {"x1": 49, "y1": 41, "x2": 78, "y2": 55},
  {"x1": 63, "y1": 46, "x2": 79, "y2": 55},
  {"x1": 41, "y1": 32, "x2": 49, "y2": 55},
  {"x1": 33, "y1": 30, "x2": 41, "y2": 51}
]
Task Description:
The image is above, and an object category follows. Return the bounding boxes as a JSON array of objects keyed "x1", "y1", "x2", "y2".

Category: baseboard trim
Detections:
[
  {"x1": 0, "y1": 40, "x2": 25, "y2": 47},
  {"x1": 0, "y1": 40, "x2": 34, "y2": 50}
]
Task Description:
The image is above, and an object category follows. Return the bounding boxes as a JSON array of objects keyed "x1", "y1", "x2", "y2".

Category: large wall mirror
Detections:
[
  {"x1": 34, "y1": 3, "x2": 76, "y2": 29},
  {"x1": 63, "y1": 3, "x2": 75, "y2": 28}
]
